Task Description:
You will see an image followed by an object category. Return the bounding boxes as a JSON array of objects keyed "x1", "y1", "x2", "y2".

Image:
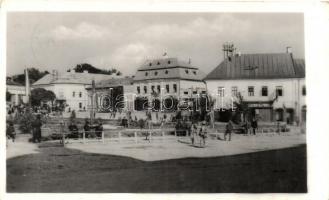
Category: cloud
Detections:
[{"x1": 48, "y1": 22, "x2": 111, "y2": 41}]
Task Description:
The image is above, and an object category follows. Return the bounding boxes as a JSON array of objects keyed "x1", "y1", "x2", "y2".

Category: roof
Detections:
[
  {"x1": 33, "y1": 72, "x2": 116, "y2": 86},
  {"x1": 134, "y1": 57, "x2": 206, "y2": 81},
  {"x1": 138, "y1": 57, "x2": 198, "y2": 71},
  {"x1": 86, "y1": 77, "x2": 134, "y2": 89},
  {"x1": 205, "y1": 53, "x2": 305, "y2": 80},
  {"x1": 6, "y1": 79, "x2": 23, "y2": 86}
]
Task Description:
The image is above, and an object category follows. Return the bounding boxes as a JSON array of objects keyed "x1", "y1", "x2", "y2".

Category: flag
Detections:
[{"x1": 25, "y1": 68, "x2": 31, "y2": 104}]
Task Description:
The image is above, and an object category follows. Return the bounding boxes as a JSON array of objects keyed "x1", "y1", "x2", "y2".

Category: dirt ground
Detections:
[{"x1": 7, "y1": 143, "x2": 307, "y2": 193}]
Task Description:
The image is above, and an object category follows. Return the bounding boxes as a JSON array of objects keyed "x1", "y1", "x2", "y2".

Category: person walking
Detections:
[
  {"x1": 251, "y1": 117, "x2": 258, "y2": 135},
  {"x1": 224, "y1": 120, "x2": 233, "y2": 141},
  {"x1": 199, "y1": 121, "x2": 207, "y2": 147},
  {"x1": 32, "y1": 114, "x2": 43, "y2": 143},
  {"x1": 6, "y1": 120, "x2": 16, "y2": 142},
  {"x1": 190, "y1": 122, "x2": 198, "y2": 146}
]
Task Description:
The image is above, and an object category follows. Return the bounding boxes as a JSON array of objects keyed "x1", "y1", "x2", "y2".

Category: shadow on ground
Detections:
[{"x1": 7, "y1": 143, "x2": 307, "y2": 193}]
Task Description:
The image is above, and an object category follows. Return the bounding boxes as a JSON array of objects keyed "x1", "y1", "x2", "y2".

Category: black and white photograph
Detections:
[{"x1": 2, "y1": 2, "x2": 329, "y2": 199}]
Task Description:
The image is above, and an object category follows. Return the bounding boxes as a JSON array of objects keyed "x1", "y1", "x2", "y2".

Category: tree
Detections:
[
  {"x1": 11, "y1": 68, "x2": 49, "y2": 85},
  {"x1": 6, "y1": 91, "x2": 11, "y2": 102},
  {"x1": 72, "y1": 63, "x2": 122, "y2": 76},
  {"x1": 234, "y1": 92, "x2": 251, "y2": 123},
  {"x1": 31, "y1": 88, "x2": 56, "y2": 106}
]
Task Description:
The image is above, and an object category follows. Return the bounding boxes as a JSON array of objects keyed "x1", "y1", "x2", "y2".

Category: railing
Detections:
[{"x1": 60, "y1": 129, "x2": 189, "y2": 145}]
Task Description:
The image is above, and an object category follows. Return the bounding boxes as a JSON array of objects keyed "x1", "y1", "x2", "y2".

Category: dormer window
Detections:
[
  {"x1": 149, "y1": 63, "x2": 152, "y2": 66},
  {"x1": 154, "y1": 71, "x2": 158, "y2": 76},
  {"x1": 168, "y1": 60, "x2": 171, "y2": 64},
  {"x1": 185, "y1": 69, "x2": 189, "y2": 74},
  {"x1": 145, "y1": 72, "x2": 148, "y2": 76},
  {"x1": 165, "y1": 70, "x2": 169, "y2": 74},
  {"x1": 193, "y1": 71, "x2": 197, "y2": 75},
  {"x1": 157, "y1": 61, "x2": 160, "y2": 65}
]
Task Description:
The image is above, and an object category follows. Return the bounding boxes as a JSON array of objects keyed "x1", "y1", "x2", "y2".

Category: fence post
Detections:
[
  {"x1": 134, "y1": 132, "x2": 137, "y2": 144},
  {"x1": 149, "y1": 131, "x2": 152, "y2": 142},
  {"x1": 83, "y1": 131, "x2": 86, "y2": 144},
  {"x1": 102, "y1": 131, "x2": 104, "y2": 144}
]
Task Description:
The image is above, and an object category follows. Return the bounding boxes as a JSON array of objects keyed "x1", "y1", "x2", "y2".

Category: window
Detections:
[
  {"x1": 72, "y1": 91, "x2": 75, "y2": 97},
  {"x1": 79, "y1": 102, "x2": 82, "y2": 109},
  {"x1": 184, "y1": 91, "x2": 189, "y2": 95},
  {"x1": 165, "y1": 70, "x2": 169, "y2": 74},
  {"x1": 149, "y1": 63, "x2": 152, "y2": 66},
  {"x1": 154, "y1": 71, "x2": 158, "y2": 76},
  {"x1": 173, "y1": 84, "x2": 177, "y2": 93},
  {"x1": 261, "y1": 86, "x2": 268, "y2": 96},
  {"x1": 193, "y1": 91, "x2": 197, "y2": 95},
  {"x1": 276, "y1": 86, "x2": 283, "y2": 96},
  {"x1": 168, "y1": 60, "x2": 171, "y2": 64},
  {"x1": 166, "y1": 84, "x2": 170, "y2": 93},
  {"x1": 248, "y1": 86, "x2": 254, "y2": 96},
  {"x1": 145, "y1": 72, "x2": 148, "y2": 76},
  {"x1": 302, "y1": 86, "x2": 306, "y2": 96},
  {"x1": 201, "y1": 91, "x2": 206, "y2": 94},
  {"x1": 137, "y1": 86, "x2": 140, "y2": 94},
  {"x1": 157, "y1": 61, "x2": 160, "y2": 65},
  {"x1": 231, "y1": 86, "x2": 238, "y2": 97},
  {"x1": 79, "y1": 92, "x2": 82, "y2": 98},
  {"x1": 157, "y1": 85, "x2": 161, "y2": 93},
  {"x1": 193, "y1": 71, "x2": 197, "y2": 75},
  {"x1": 185, "y1": 69, "x2": 189, "y2": 74},
  {"x1": 144, "y1": 86, "x2": 147, "y2": 94},
  {"x1": 218, "y1": 87, "x2": 225, "y2": 97},
  {"x1": 151, "y1": 85, "x2": 155, "y2": 92}
]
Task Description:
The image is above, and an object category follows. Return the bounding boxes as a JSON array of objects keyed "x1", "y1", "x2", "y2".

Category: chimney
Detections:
[
  {"x1": 52, "y1": 70, "x2": 58, "y2": 81},
  {"x1": 286, "y1": 46, "x2": 292, "y2": 54}
]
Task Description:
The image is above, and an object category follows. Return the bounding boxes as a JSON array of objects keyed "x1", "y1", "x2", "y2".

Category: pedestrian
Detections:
[
  {"x1": 84, "y1": 120, "x2": 91, "y2": 138},
  {"x1": 95, "y1": 120, "x2": 103, "y2": 138},
  {"x1": 251, "y1": 117, "x2": 258, "y2": 135},
  {"x1": 199, "y1": 121, "x2": 207, "y2": 147},
  {"x1": 224, "y1": 120, "x2": 233, "y2": 141},
  {"x1": 190, "y1": 122, "x2": 198, "y2": 145},
  {"x1": 243, "y1": 120, "x2": 250, "y2": 135},
  {"x1": 32, "y1": 114, "x2": 43, "y2": 143},
  {"x1": 6, "y1": 120, "x2": 16, "y2": 142}
]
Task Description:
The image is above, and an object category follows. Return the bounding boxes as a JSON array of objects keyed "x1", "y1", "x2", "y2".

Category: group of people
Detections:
[
  {"x1": 190, "y1": 121, "x2": 208, "y2": 147},
  {"x1": 68, "y1": 119, "x2": 104, "y2": 139},
  {"x1": 242, "y1": 118, "x2": 258, "y2": 135}
]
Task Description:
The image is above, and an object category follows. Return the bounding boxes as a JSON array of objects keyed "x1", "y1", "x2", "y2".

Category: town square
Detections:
[{"x1": 5, "y1": 12, "x2": 307, "y2": 193}]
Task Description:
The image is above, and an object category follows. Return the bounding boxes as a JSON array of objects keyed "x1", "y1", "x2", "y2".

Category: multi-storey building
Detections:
[
  {"x1": 133, "y1": 57, "x2": 207, "y2": 110},
  {"x1": 204, "y1": 52, "x2": 306, "y2": 124}
]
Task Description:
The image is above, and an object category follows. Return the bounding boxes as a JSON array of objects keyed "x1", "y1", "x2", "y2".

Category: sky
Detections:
[{"x1": 6, "y1": 12, "x2": 304, "y2": 76}]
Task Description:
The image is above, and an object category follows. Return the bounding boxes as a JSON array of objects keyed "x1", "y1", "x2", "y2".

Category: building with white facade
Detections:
[
  {"x1": 32, "y1": 70, "x2": 114, "y2": 111},
  {"x1": 204, "y1": 52, "x2": 306, "y2": 124},
  {"x1": 133, "y1": 57, "x2": 207, "y2": 110},
  {"x1": 6, "y1": 77, "x2": 27, "y2": 106}
]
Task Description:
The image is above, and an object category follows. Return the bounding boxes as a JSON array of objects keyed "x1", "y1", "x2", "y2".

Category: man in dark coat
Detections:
[
  {"x1": 224, "y1": 120, "x2": 233, "y2": 141},
  {"x1": 32, "y1": 114, "x2": 42, "y2": 143},
  {"x1": 251, "y1": 117, "x2": 258, "y2": 135}
]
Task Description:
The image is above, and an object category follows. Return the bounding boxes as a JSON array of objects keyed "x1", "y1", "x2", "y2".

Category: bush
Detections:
[{"x1": 18, "y1": 112, "x2": 35, "y2": 134}]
